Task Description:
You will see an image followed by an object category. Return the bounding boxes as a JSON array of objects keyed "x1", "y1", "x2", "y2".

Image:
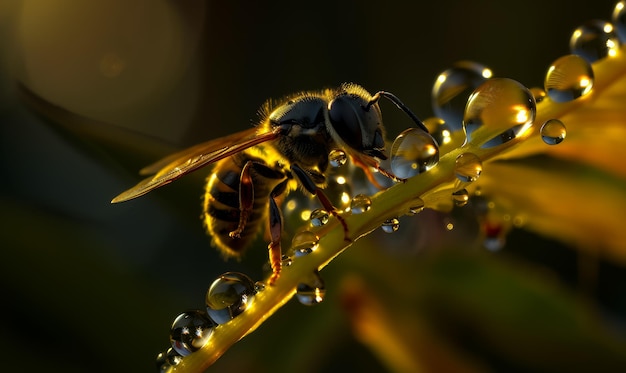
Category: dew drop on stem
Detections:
[
  {"x1": 296, "y1": 271, "x2": 326, "y2": 305},
  {"x1": 544, "y1": 54, "x2": 594, "y2": 103},
  {"x1": 390, "y1": 128, "x2": 439, "y2": 178},
  {"x1": 205, "y1": 272, "x2": 256, "y2": 324},
  {"x1": 169, "y1": 310, "x2": 216, "y2": 356},
  {"x1": 540, "y1": 119, "x2": 567, "y2": 145}
]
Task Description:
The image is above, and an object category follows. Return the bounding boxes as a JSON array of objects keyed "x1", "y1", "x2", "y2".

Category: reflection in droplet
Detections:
[
  {"x1": 381, "y1": 218, "x2": 400, "y2": 233},
  {"x1": 205, "y1": 272, "x2": 256, "y2": 324},
  {"x1": 432, "y1": 61, "x2": 493, "y2": 131},
  {"x1": 329, "y1": 149, "x2": 347, "y2": 167},
  {"x1": 390, "y1": 128, "x2": 439, "y2": 178},
  {"x1": 296, "y1": 271, "x2": 326, "y2": 305},
  {"x1": 455, "y1": 153, "x2": 482, "y2": 182},
  {"x1": 613, "y1": 1, "x2": 626, "y2": 42},
  {"x1": 310, "y1": 208, "x2": 330, "y2": 226},
  {"x1": 350, "y1": 194, "x2": 372, "y2": 214},
  {"x1": 463, "y1": 78, "x2": 536, "y2": 148},
  {"x1": 452, "y1": 189, "x2": 469, "y2": 207},
  {"x1": 170, "y1": 310, "x2": 215, "y2": 356},
  {"x1": 540, "y1": 119, "x2": 567, "y2": 145},
  {"x1": 290, "y1": 230, "x2": 320, "y2": 257},
  {"x1": 544, "y1": 54, "x2": 594, "y2": 103},
  {"x1": 570, "y1": 20, "x2": 621, "y2": 63}
]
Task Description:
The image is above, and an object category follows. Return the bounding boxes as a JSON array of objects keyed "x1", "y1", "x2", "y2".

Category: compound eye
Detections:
[{"x1": 328, "y1": 94, "x2": 364, "y2": 151}]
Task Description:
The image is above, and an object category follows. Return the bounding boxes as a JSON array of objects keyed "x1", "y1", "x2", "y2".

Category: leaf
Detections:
[
  {"x1": 339, "y1": 247, "x2": 626, "y2": 373},
  {"x1": 17, "y1": 83, "x2": 178, "y2": 172},
  {"x1": 478, "y1": 157, "x2": 626, "y2": 263}
]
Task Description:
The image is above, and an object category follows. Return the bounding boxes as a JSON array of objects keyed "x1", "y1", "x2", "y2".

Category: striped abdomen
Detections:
[{"x1": 202, "y1": 153, "x2": 285, "y2": 258}]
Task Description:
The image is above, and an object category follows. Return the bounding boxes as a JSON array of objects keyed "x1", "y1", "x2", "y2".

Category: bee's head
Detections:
[{"x1": 327, "y1": 84, "x2": 387, "y2": 160}]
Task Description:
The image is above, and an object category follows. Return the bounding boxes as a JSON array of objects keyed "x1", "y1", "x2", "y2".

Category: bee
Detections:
[{"x1": 112, "y1": 83, "x2": 427, "y2": 284}]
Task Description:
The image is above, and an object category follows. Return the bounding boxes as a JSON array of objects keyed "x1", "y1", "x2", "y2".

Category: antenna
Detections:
[{"x1": 365, "y1": 91, "x2": 429, "y2": 133}]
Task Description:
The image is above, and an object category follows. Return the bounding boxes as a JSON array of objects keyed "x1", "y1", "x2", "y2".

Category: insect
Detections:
[{"x1": 112, "y1": 83, "x2": 427, "y2": 285}]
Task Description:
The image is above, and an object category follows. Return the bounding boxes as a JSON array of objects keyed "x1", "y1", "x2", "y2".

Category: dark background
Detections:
[{"x1": 1, "y1": 1, "x2": 624, "y2": 372}]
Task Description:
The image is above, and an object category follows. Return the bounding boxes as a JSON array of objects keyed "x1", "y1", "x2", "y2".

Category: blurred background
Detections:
[{"x1": 1, "y1": 0, "x2": 625, "y2": 372}]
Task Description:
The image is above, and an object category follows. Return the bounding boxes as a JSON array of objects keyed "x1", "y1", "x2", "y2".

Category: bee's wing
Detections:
[
  {"x1": 138, "y1": 128, "x2": 259, "y2": 176},
  {"x1": 111, "y1": 126, "x2": 282, "y2": 203}
]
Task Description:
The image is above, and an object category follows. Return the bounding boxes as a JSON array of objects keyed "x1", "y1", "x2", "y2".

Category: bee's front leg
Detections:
[{"x1": 291, "y1": 164, "x2": 351, "y2": 242}]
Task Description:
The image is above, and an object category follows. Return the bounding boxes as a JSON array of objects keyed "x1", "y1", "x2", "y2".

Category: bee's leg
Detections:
[
  {"x1": 350, "y1": 153, "x2": 406, "y2": 189},
  {"x1": 229, "y1": 161, "x2": 254, "y2": 239},
  {"x1": 291, "y1": 164, "x2": 351, "y2": 242},
  {"x1": 267, "y1": 179, "x2": 289, "y2": 285}
]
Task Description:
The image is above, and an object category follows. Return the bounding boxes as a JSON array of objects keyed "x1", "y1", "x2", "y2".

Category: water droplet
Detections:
[
  {"x1": 463, "y1": 78, "x2": 536, "y2": 148},
  {"x1": 540, "y1": 119, "x2": 567, "y2": 145},
  {"x1": 408, "y1": 198, "x2": 425, "y2": 215},
  {"x1": 390, "y1": 128, "x2": 439, "y2": 178},
  {"x1": 570, "y1": 20, "x2": 621, "y2": 63},
  {"x1": 205, "y1": 272, "x2": 256, "y2": 324},
  {"x1": 156, "y1": 348, "x2": 182, "y2": 371},
  {"x1": 452, "y1": 189, "x2": 469, "y2": 207},
  {"x1": 170, "y1": 310, "x2": 215, "y2": 356},
  {"x1": 454, "y1": 153, "x2": 482, "y2": 182},
  {"x1": 381, "y1": 218, "x2": 400, "y2": 233},
  {"x1": 445, "y1": 220, "x2": 455, "y2": 231},
  {"x1": 254, "y1": 281, "x2": 266, "y2": 292},
  {"x1": 544, "y1": 54, "x2": 594, "y2": 103},
  {"x1": 329, "y1": 149, "x2": 347, "y2": 167},
  {"x1": 350, "y1": 194, "x2": 372, "y2": 214},
  {"x1": 296, "y1": 271, "x2": 326, "y2": 305},
  {"x1": 290, "y1": 230, "x2": 319, "y2": 257},
  {"x1": 530, "y1": 87, "x2": 547, "y2": 103},
  {"x1": 613, "y1": 1, "x2": 626, "y2": 42},
  {"x1": 281, "y1": 255, "x2": 293, "y2": 267},
  {"x1": 310, "y1": 208, "x2": 329, "y2": 226},
  {"x1": 156, "y1": 351, "x2": 168, "y2": 371},
  {"x1": 432, "y1": 61, "x2": 493, "y2": 131}
]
